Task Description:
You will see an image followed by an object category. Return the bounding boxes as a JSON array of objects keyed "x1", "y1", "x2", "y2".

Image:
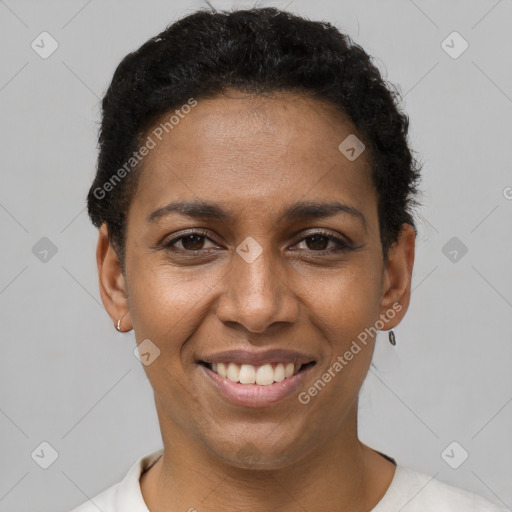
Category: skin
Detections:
[{"x1": 97, "y1": 89, "x2": 415, "y2": 512}]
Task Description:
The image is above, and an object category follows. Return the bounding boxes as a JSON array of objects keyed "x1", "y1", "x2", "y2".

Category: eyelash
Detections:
[{"x1": 163, "y1": 229, "x2": 351, "y2": 254}]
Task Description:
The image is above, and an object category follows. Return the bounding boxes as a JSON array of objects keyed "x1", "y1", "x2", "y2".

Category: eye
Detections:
[
  {"x1": 164, "y1": 230, "x2": 219, "y2": 251},
  {"x1": 163, "y1": 229, "x2": 350, "y2": 254},
  {"x1": 292, "y1": 230, "x2": 350, "y2": 253}
]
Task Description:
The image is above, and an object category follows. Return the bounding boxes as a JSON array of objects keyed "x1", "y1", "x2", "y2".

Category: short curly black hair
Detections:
[{"x1": 87, "y1": 6, "x2": 422, "y2": 272}]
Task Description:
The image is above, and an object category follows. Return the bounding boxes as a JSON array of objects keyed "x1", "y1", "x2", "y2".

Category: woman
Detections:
[{"x1": 71, "y1": 6, "x2": 506, "y2": 511}]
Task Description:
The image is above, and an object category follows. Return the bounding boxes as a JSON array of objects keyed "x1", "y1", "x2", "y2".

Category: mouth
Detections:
[
  {"x1": 198, "y1": 360, "x2": 316, "y2": 386},
  {"x1": 197, "y1": 359, "x2": 317, "y2": 407}
]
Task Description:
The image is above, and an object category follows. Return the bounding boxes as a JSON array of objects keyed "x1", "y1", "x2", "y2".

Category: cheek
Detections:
[
  {"x1": 300, "y1": 266, "x2": 382, "y2": 406},
  {"x1": 128, "y1": 266, "x2": 210, "y2": 339},
  {"x1": 127, "y1": 250, "x2": 382, "y2": 345},
  {"x1": 306, "y1": 262, "x2": 382, "y2": 339},
  {"x1": 126, "y1": 265, "x2": 212, "y2": 418}
]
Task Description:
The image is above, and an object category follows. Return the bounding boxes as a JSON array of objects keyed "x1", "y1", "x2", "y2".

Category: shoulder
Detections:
[
  {"x1": 67, "y1": 448, "x2": 164, "y2": 512},
  {"x1": 378, "y1": 464, "x2": 507, "y2": 511}
]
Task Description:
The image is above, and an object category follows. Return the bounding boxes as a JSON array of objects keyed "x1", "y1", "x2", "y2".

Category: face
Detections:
[{"x1": 98, "y1": 90, "x2": 414, "y2": 469}]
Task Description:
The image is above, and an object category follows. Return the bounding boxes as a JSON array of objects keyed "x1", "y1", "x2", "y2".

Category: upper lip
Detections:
[{"x1": 198, "y1": 348, "x2": 316, "y2": 366}]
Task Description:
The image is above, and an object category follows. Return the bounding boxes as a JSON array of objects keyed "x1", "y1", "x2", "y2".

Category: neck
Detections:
[{"x1": 140, "y1": 400, "x2": 395, "y2": 512}]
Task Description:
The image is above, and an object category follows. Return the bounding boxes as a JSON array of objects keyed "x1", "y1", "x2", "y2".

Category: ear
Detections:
[
  {"x1": 379, "y1": 223, "x2": 415, "y2": 328},
  {"x1": 96, "y1": 223, "x2": 132, "y2": 331}
]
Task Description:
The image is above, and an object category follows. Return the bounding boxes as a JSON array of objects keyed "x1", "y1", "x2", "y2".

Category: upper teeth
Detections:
[{"x1": 211, "y1": 362, "x2": 301, "y2": 385}]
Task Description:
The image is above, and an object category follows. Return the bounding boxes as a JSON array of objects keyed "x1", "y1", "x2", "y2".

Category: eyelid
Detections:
[
  {"x1": 292, "y1": 228, "x2": 351, "y2": 248},
  {"x1": 163, "y1": 228, "x2": 220, "y2": 248}
]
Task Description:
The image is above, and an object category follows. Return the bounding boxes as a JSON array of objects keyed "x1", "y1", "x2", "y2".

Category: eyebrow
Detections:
[{"x1": 147, "y1": 199, "x2": 367, "y2": 231}]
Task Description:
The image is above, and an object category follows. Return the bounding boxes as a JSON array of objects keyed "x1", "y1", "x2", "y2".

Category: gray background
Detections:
[{"x1": 0, "y1": 0, "x2": 511, "y2": 510}]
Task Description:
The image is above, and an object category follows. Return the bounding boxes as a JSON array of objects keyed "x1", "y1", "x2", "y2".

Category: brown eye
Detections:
[
  {"x1": 304, "y1": 235, "x2": 330, "y2": 251},
  {"x1": 164, "y1": 230, "x2": 219, "y2": 252},
  {"x1": 180, "y1": 234, "x2": 207, "y2": 250},
  {"x1": 294, "y1": 231, "x2": 349, "y2": 252}
]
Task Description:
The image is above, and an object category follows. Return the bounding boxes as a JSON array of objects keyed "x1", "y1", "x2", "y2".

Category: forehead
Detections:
[{"x1": 129, "y1": 91, "x2": 376, "y2": 225}]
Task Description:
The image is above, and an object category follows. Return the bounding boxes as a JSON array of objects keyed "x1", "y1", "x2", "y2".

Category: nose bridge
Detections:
[
  {"x1": 217, "y1": 237, "x2": 296, "y2": 332},
  {"x1": 238, "y1": 240, "x2": 277, "y2": 299}
]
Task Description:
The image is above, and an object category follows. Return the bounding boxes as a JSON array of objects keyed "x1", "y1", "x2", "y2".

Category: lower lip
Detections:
[{"x1": 199, "y1": 363, "x2": 315, "y2": 408}]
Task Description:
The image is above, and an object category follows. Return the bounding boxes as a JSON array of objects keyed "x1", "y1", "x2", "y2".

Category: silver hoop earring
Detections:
[
  {"x1": 389, "y1": 330, "x2": 396, "y2": 346},
  {"x1": 116, "y1": 319, "x2": 122, "y2": 332}
]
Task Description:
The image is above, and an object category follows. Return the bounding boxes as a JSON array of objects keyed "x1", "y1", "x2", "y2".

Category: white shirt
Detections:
[{"x1": 69, "y1": 449, "x2": 507, "y2": 511}]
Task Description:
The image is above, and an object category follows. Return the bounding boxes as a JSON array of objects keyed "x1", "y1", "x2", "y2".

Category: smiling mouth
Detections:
[{"x1": 199, "y1": 361, "x2": 316, "y2": 386}]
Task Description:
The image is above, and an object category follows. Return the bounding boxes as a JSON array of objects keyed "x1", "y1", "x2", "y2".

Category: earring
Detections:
[
  {"x1": 388, "y1": 330, "x2": 396, "y2": 346},
  {"x1": 116, "y1": 318, "x2": 122, "y2": 332}
]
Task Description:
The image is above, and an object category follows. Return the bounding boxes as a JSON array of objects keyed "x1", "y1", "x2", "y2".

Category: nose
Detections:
[{"x1": 216, "y1": 243, "x2": 299, "y2": 334}]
